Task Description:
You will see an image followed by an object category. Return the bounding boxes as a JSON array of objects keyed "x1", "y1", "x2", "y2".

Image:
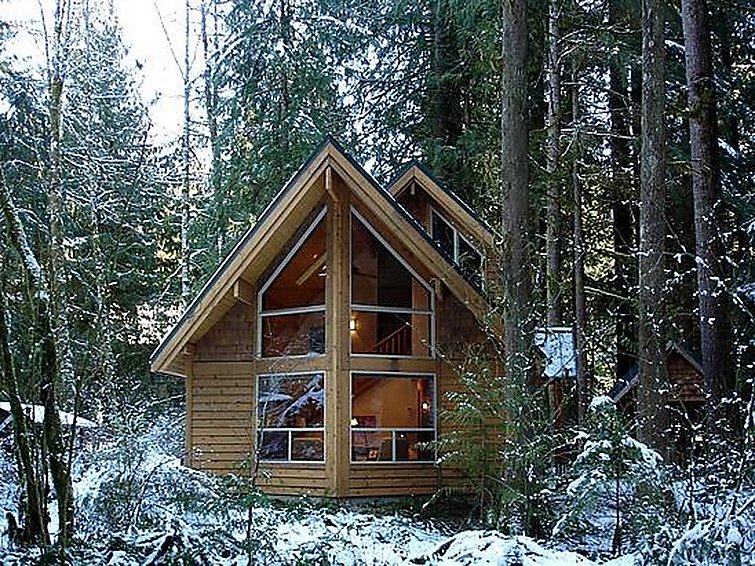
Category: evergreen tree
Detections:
[
  {"x1": 0, "y1": 0, "x2": 170, "y2": 505},
  {"x1": 205, "y1": 0, "x2": 362, "y2": 272},
  {"x1": 60, "y1": 9, "x2": 168, "y2": 406},
  {"x1": 637, "y1": 0, "x2": 669, "y2": 453},
  {"x1": 554, "y1": 397, "x2": 669, "y2": 556}
]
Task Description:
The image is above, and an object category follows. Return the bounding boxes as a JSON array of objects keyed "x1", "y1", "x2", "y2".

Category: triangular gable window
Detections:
[
  {"x1": 258, "y1": 209, "x2": 326, "y2": 357},
  {"x1": 350, "y1": 210, "x2": 434, "y2": 357}
]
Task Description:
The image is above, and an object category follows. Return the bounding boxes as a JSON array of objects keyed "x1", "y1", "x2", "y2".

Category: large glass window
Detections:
[
  {"x1": 430, "y1": 209, "x2": 483, "y2": 288},
  {"x1": 259, "y1": 210, "x2": 326, "y2": 357},
  {"x1": 351, "y1": 373, "x2": 435, "y2": 462},
  {"x1": 257, "y1": 373, "x2": 325, "y2": 462},
  {"x1": 351, "y1": 211, "x2": 434, "y2": 357}
]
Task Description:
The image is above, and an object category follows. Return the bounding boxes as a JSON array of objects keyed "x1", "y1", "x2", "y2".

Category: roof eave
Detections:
[
  {"x1": 150, "y1": 137, "x2": 339, "y2": 374},
  {"x1": 151, "y1": 137, "x2": 493, "y2": 375}
]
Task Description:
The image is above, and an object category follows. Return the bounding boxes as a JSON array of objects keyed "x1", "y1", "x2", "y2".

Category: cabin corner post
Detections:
[
  {"x1": 325, "y1": 166, "x2": 351, "y2": 497},
  {"x1": 185, "y1": 352, "x2": 195, "y2": 468}
]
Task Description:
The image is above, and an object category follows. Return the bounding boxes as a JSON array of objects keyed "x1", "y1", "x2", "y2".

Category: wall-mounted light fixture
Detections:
[{"x1": 349, "y1": 317, "x2": 357, "y2": 332}]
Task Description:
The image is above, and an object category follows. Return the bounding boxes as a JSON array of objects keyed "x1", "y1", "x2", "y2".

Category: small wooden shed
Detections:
[
  {"x1": 150, "y1": 137, "x2": 498, "y2": 497},
  {"x1": 608, "y1": 343, "x2": 705, "y2": 461}
]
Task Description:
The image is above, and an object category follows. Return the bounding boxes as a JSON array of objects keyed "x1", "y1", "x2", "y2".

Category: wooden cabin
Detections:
[
  {"x1": 609, "y1": 343, "x2": 705, "y2": 462},
  {"x1": 0, "y1": 402, "x2": 97, "y2": 454},
  {"x1": 150, "y1": 137, "x2": 499, "y2": 497}
]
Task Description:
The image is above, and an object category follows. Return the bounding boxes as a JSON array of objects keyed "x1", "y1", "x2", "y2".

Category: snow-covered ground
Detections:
[
  {"x1": 0, "y1": 410, "x2": 751, "y2": 565},
  {"x1": 0, "y1": 413, "x2": 612, "y2": 565}
]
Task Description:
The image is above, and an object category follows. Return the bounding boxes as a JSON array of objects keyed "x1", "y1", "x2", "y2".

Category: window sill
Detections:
[{"x1": 258, "y1": 460, "x2": 326, "y2": 466}]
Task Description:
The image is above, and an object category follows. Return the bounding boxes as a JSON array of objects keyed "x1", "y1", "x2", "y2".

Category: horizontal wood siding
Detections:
[
  {"x1": 190, "y1": 363, "x2": 329, "y2": 495},
  {"x1": 435, "y1": 291, "x2": 501, "y2": 496},
  {"x1": 348, "y1": 464, "x2": 439, "y2": 496},
  {"x1": 667, "y1": 353, "x2": 704, "y2": 401},
  {"x1": 256, "y1": 464, "x2": 328, "y2": 496},
  {"x1": 189, "y1": 367, "x2": 254, "y2": 475}
]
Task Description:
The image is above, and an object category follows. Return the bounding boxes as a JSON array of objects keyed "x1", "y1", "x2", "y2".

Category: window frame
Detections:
[
  {"x1": 257, "y1": 207, "x2": 327, "y2": 359},
  {"x1": 350, "y1": 208, "x2": 436, "y2": 359},
  {"x1": 349, "y1": 370, "x2": 437, "y2": 464},
  {"x1": 430, "y1": 207, "x2": 484, "y2": 287},
  {"x1": 255, "y1": 371, "x2": 326, "y2": 464}
]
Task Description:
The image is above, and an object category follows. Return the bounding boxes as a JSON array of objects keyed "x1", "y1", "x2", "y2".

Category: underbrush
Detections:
[
  {"x1": 1, "y1": 409, "x2": 449, "y2": 564},
  {"x1": 75, "y1": 411, "x2": 219, "y2": 536},
  {"x1": 0, "y1": 403, "x2": 752, "y2": 565}
]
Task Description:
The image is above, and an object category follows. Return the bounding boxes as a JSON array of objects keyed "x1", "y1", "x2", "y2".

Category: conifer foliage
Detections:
[
  {"x1": 0, "y1": 0, "x2": 753, "y2": 558},
  {"x1": 554, "y1": 397, "x2": 670, "y2": 556}
]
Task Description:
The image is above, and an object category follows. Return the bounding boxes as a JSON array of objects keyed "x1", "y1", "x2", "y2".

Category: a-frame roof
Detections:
[
  {"x1": 151, "y1": 137, "x2": 490, "y2": 377},
  {"x1": 387, "y1": 160, "x2": 498, "y2": 249},
  {"x1": 608, "y1": 343, "x2": 704, "y2": 402}
]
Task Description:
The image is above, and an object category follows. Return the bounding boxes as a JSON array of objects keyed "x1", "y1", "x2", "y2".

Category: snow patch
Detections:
[
  {"x1": 589, "y1": 396, "x2": 614, "y2": 410},
  {"x1": 412, "y1": 532, "x2": 598, "y2": 565}
]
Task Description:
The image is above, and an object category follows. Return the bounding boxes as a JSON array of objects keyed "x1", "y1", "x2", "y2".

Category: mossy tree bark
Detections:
[
  {"x1": 681, "y1": 0, "x2": 731, "y2": 429},
  {"x1": 637, "y1": 0, "x2": 668, "y2": 454}
]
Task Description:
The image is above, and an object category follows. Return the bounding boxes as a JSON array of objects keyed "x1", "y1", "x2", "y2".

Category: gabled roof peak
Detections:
[
  {"x1": 387, "y1": 160, "x2": 498, "y2": 244},
  {"x1": 151, "y1": 135, "x2": 490, "y2": 376}
]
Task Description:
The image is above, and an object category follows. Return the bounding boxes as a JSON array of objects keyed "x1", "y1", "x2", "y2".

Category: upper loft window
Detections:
[
  {"x1": 430, "y1": 209, "x2": 483, "y2": 288},
  {"x1": 258, "y1": 209, "x2": 326, "y2": 358},
  {"x1": 351, "y1": 210, "x2": 434, "y2": 357}
]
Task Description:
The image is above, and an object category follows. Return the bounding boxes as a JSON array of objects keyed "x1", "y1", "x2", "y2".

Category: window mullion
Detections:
[
  {"x1": 351, "y1": 304, "x2": 432, "y2": 315},
  {"x1": 261, "y1": 305, "x2": 326, "y2": 317},
  {"x1": 453, "y1": 230, "x2": 459, "y2": 264}
]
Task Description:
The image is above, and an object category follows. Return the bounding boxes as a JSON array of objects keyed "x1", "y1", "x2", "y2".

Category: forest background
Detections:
[{"x1": 0, "y1": 0, "x2": 753, "y2": 561}]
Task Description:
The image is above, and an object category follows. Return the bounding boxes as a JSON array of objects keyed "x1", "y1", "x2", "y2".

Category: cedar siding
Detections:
[{"x1": 152, "y1": 138, "x2": 498, "y2": 497}]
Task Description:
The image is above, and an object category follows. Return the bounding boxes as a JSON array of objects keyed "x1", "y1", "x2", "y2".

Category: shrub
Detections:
[{"x1": 553, "y1": 396, "x2": 673, "y2": 559}]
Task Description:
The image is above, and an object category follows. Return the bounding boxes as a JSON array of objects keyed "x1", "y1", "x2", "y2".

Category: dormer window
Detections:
[{"x1": 430, "y1": 209, "x2": 483, "y2": 288}]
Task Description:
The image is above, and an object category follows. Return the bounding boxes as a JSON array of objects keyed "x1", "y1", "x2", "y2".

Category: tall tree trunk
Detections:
[
  {"x1": 572, "y1": 68, "x2": 589, "y2": 424},
  {"x1": 545, "y1": 0, "x2": 562, "y2": 327},
  {"x1": 500, "y1": 0, "x2": 533, "y2": 390},
  {"x1": 181, "y1": 0, "x2": 192, "y2": 306},
  {"x1": 0, "y1": 182, "x2": 50, "y2": 546},
  {"x1": 681, "y1": 0, "x2": 730, "y2": 428},
  {"x1": 545, "y1": 0, "x2": 568, "y2": 430},
  {"x1": 3, "y1": 203, "x2": 70, "y2": 545},
  {"x1": 45, "y1": 0, "x2": 74, "y2": 543},
  {"x1": 637, "y1": 0, "x2": 668, "y2": 453},
  {"x1": 500, "y1": 3, "x2": 536, "y2": 531},
  {"x1": 608, "y1": 0, "x2": 638, "y2": 382}
]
